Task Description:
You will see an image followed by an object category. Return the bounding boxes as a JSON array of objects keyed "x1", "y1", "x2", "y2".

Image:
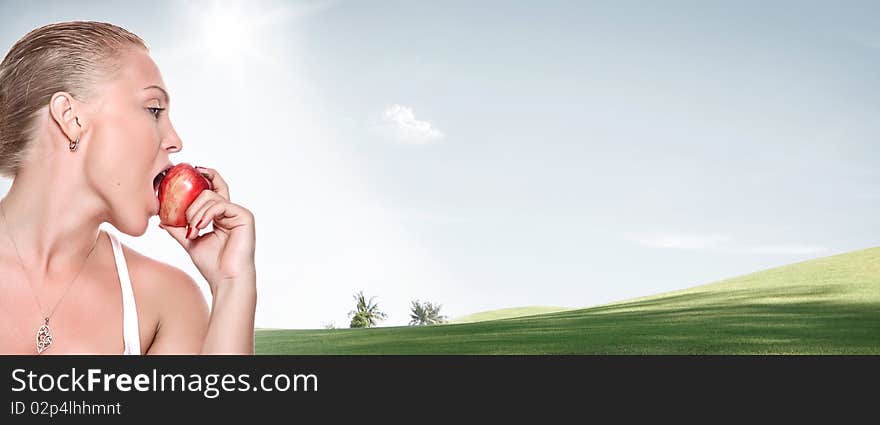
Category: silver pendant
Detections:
[{"x1": 36, "y1": 318, "x2": 52, "y2": 354}]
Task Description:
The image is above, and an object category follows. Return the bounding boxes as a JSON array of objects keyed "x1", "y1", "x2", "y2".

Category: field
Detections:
[
  {"x1": 256, "y1": 247, "x2": 880, "y2": 354},
  {"x1": 449, "y1": 306, "x2": 573, "y2": 323}
]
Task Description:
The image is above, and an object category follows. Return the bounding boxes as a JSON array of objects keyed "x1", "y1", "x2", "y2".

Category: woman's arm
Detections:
[{"x1": 202, "y1": 272, "x2": 257, "y2": 354}]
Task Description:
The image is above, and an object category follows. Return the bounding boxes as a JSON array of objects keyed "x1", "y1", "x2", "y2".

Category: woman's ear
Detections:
[{"x1": 48, "y1": 92, "x2": 83, "y2": 145}]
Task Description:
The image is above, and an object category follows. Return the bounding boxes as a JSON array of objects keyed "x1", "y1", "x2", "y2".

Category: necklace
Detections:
[{"x1": 0, "y1": 200, "x2": 100, "y2": 354}]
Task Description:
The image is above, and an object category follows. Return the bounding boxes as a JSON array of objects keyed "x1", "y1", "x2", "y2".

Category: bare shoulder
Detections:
[
  {"x1": 119, "y1": 243, "x2": 206, "y2": 309},
  {"x1": 117, "y1": 241, "x2": 210, "y2": 353}
]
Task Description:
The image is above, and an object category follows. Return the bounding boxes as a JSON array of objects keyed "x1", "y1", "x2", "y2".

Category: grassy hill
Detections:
[
  {"x1": 256, "y1": 247, "x2": 880, "y2": 354},
  {"x1": 450, "y1": 306, "x2": 573, "y2": 323}
]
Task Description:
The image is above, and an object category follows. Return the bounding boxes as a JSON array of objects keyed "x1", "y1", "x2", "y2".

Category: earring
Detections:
[{"x1": 69, "y1": 116, "x2": 82, "y2": 152}]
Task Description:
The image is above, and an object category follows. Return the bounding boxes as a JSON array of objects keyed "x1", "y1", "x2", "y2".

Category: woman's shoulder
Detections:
[
  {"x1": 113, "y1": 236, "x2": 208, "y2": 315},
  {"x1": 111, "y1": 235, "x2": 210, "y2": 353}
]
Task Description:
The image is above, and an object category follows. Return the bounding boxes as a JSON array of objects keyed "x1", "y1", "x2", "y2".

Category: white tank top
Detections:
[{"x1": 107, "y1": 231, "x2": 141, "y2": 355}]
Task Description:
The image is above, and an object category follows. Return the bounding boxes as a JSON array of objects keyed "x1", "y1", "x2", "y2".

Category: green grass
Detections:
[
  {"x1": 256, "y1": 247, "x2": 880, "y2": 354},
  {"x1": 449, "y1": 306, "x2": 574, "y2": 323}
]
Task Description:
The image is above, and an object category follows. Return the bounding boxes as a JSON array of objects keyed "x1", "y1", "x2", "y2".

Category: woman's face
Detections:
[{"x1": 80, "y1": 48, "x2": 181, "y2": 236}]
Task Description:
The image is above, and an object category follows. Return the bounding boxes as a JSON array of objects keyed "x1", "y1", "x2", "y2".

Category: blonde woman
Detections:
[{"x1": 0, "y1": 21, "x2": 256, "y2": 354}]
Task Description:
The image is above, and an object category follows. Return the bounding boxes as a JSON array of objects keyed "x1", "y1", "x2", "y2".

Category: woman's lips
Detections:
[
  {"x1": 153, "y1": 169, "x2": 168, "y2": 193},
  {"x1": 152, "y1": 164, "x2": 174, "y2": 193},
  {"x1": 151, "y1": 165, "x2": 173, "y2": 216}
]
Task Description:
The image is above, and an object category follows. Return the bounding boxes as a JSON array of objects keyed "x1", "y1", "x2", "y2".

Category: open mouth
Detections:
[{"x1": 153, "y1": 165, "x2": 173, "y2": 194}]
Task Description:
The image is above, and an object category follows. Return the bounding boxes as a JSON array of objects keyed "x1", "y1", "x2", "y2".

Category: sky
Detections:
[{"x1": 1, "y1": 0, "x2": 878, "y2": 328}]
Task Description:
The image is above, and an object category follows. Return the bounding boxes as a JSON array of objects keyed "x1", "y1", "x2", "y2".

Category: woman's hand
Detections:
[{"x1": 159, "y1": 166, "x2": 256, "y2": 294}]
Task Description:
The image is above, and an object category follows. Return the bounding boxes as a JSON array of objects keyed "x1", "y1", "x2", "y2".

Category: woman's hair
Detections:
[{"x1": 0, "y1": 21, "x2": 148, "y2": 177}]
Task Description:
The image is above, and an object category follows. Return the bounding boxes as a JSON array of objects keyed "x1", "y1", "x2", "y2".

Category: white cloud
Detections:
[
  {"x1": 626, "y1": 231, "x2": 827, "y2": 256},
  {"x1": 373, "y1": 104, "x2": 445, "y2": 144}
]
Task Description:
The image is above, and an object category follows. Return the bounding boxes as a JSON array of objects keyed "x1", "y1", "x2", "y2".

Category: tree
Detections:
[
  {"x1": 348, "y1": 291, "x2": 387, "y2": 328},
  {"x1": 409, "y1": 299, "x2": 447, "y2": 326}
]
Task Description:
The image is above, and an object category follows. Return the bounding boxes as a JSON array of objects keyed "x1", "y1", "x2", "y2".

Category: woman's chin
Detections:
[{"x1": 113, "y1": 218, "x2": 149, "y2": 237}]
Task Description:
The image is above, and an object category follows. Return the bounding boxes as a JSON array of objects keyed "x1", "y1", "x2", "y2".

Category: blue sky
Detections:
[{"x1": 1, "y1": 0, "x2": 879, "y2": 328}]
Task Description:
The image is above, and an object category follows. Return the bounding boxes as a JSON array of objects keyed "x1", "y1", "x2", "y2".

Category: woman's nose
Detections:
[{"x1": 163, "y1": 128, "x2": 183, "y2": 153}]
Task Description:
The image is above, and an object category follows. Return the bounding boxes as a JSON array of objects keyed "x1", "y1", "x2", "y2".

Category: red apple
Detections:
[{"x1": 157, "y1": 163, "x2": 213, "y2": 227}]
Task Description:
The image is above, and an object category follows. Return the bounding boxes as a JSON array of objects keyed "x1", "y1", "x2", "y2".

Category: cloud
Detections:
[
  {"x1": 373, "y1": 104, "x2": 445, "y2": 145},
  {"x1": 626, "y1": 231, "x2": 827, "y2": 255}
]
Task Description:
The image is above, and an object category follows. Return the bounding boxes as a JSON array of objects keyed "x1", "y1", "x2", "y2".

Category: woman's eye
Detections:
[{"x1": 147, "y1": 107, "x2": 166, "y2": 119}]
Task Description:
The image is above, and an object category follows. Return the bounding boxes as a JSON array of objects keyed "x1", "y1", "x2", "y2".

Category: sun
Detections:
[
  {"x1": 172, "y1": 0, "x2": 336, "y2": 71},
  {"x1": 195, "y1": 0, "x2": 260, "y2": 63}
]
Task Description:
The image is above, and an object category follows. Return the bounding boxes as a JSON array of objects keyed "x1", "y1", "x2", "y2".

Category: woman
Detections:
[{"x1": 0, "y1": 21, "x2": 256, "y2": 354}]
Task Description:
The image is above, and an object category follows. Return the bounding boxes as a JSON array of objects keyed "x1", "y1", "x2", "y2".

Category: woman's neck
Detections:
[{"x1": 0, "y1": 163, "x2": 107, "y2": 279}]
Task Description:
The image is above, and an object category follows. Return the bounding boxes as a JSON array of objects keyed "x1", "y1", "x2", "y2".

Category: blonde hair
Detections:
[{"x1": 0, "y1": 21, "x2": 148, "y2": 177}]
